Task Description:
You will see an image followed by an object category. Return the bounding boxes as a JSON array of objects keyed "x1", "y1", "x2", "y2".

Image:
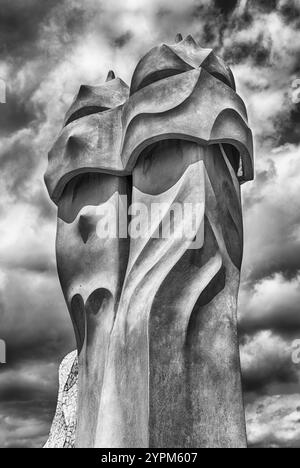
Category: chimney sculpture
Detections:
[{"x1": 45, "y1": 35, "x2": 254, "y2": 448}]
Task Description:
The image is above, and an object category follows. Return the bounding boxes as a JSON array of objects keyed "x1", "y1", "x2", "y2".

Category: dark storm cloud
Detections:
[
  {"x1": 0, "y1": 0, "x2": 92, "y2": 63},
  {"x1": 255, "y1": 0, "x2": 279, "y2": 13},
  {"x1": 0, "y1": 270, "x2": 75, "y2": 367},
  {"x1": 0, "y1": 365, "x2": 57, "y2": 402},
  {"x1": 214, "y1": 0, "x2": 238, "y2": 15},
  {"x1": 240, "y1": 296, "x2": 300, "y2": 335},
  {"x1": 241, "y1": 146, "x2": 300, "y2": 285},
  {"x1": 0, "y1": 400, "x2": 55, "y2": 449},
  {"x1": 0, "y1": 267, "x2": 74, "y2": 447},
  {"x1": 238, "y1": 276, "x2": 300, "y2": 401},
  {"x1": 242, "y1": 357, "x2": 297, "y2": 393},
  {"x1": 223, "y1": 34, "x2": 272, "y2": 67},
  {"x1": 0, "y1": 0, "x2": 60, "y2": 58},
  {"x1": 279, "y1": 0, "x2": 300, "y2": 25},
  {"x1": 1, "y1": 400, "x2": 54, "y2": 423},
  {"x1": 248, "y1": 242, "x2": 300, "y2": 284},
  {"x1": 0, "y1": 400, "x2": 53, "y2": 448},
  {"x1": 3, "y1": 324, "x2": 73, "y2": 367},
  {"x1": 113, "y1": 31, "x2": 133, "y2": 49},
  {"x1": 189, "y1": 1, "x2": 269, "y2": 63},
  {"x1": 190, "y1": 3, "x2": 224, "y2": 49},
  {"x1": 0, "y1": 270, "x2": 73, "y2": 446},
  {"x1": 240, "y1": 332, "x2": 299, "y2": 393},
  {"x1": 0, "y1": 90, "x2": 37, "y2": 136},
  {"x1": 193, "y1": 0, "x2": 300, "y2": 77},
  {"x1": 275, "y1": 103, "x2": 300, "y2": 146}
]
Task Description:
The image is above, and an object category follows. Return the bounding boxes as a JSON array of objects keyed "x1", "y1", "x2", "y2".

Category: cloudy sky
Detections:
[{"x1": 0, "y1": 0, "x2": 300, "y2": 448}]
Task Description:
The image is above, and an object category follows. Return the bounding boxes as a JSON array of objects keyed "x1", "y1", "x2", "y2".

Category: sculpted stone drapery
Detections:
[{"x1": 45, "y1": 35, "x2": 254, "y2": 448}]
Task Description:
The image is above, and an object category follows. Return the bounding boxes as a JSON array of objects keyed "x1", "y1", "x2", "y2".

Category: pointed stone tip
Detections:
[
  {"x1": 175, "y1": 33, "x2": 183, "y2": 43},
  {"x1": 185, "y1": 34, "x2": 197, "y2": 46},
  {"x1": 106, "y1": 70, "x2": 115, "y2": 82}
]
